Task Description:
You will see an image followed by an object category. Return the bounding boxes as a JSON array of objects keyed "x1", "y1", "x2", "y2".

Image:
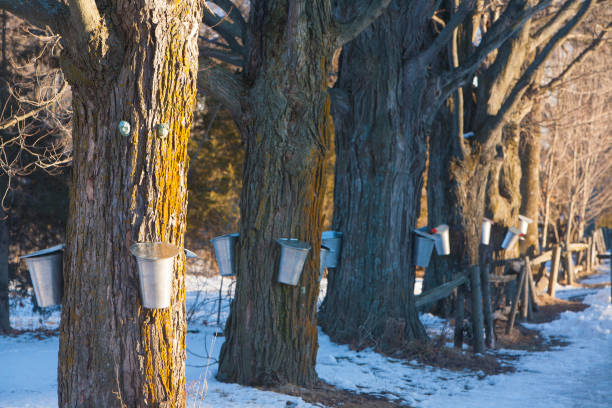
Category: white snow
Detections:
[{"x1": 1, "y1": 266, "x2": 611, "y2": 407}]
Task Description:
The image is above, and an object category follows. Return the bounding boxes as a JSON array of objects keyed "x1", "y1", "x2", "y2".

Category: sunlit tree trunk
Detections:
[
  {"x1": 216, "y1": 56, "x2": 333, "y2": 386},
  {"x1": 0, "y1": 1, "x2": 203, "y2": 406},
  {"x1": 520, "y1": 98, "x2": 542, "y2": 254},
  {"x1": 213, "y1": 0, "x2": 393, "y2": 386}
]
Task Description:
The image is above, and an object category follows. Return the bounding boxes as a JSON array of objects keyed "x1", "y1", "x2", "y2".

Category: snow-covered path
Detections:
[{"x1": 1, "y1": 270, "x2": 610, "y2": 407}]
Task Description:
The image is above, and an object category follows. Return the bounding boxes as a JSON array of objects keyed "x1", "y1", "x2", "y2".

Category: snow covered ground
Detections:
[{"x1": 1, "y1": 267, "x2": 610, "y2": 407}]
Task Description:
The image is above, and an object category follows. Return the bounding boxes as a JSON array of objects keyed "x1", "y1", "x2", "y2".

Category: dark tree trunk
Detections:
[
  {"x1": 319, "y1": 2, "x2": 436, "y2": 348},
  {"x1": 57, "y1": 3, "x2": 201, "y2": 406},
  {"x1": 424, "y1": 111, "x2": 456, "y2": 315},
  {"x1": 216, "y1": 2, "x2": 336, "y2": 386}
]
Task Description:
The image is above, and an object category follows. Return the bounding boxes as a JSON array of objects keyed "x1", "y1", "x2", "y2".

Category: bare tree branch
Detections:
[
  {"x1": 421, "y1": 0, "x2": 477, "y2": 64},
  {"x1": 477, "y1": 0, "x2": 594, "y2": 150},
  {"x1": 333, "y1": 0, "x2": 392, "y2": 47},
  {"x1": 197, "y1": 61, "x2": 243, "y2": 121},
  {"x1": 540, "y1": 20, "x2": 612, "y2": 91},
  {"x1": 202, "y1": 2, "x2": 243, "y2": 52},
  {"x1": 0, "y1": 0, "x2": 69, "y2": 34},
  {"x1": 0, "y1": 82, "x2": 68, "y2": 130},
  {"x1": 425, "y1": 0, "x2": 552, "y2": 126},
  {"x1": 531, "y1": 0, "x2": 582, "y2": 51},
  {"x1": 209, "y1": 0, "x2": 247, "y2": 35},
  {"x1": 68, "y1": 0, "x2": 101, "y2": 40},
  {"x1": 440, "y1": 0, "x2": 551, "y2": 99},
  {"x1": 200, "y1": 47, "x2": 244, "y2": 67}
]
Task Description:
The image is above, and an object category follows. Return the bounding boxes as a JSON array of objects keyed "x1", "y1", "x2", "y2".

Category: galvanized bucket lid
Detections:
[
  {"x1": 130, "y1": 242, "x2": 180, "y2": 260},
  {"x1": 432, "y1": 224, "x2": 449, "y2": 233},
  {"x1": 276, "y1": 238, "x2": 311, "y2": 252},
  {"x1": 184, "y1": 248, "x2": 199, "y2": 259},
  {"x1": 413, "y1": 228, "x2": 436, "y2": 240},
  {"x1": 21, "y1": 244, "x2": 65, "y2": 259},
  {"x1": 210, "y1": 232, "x2": 239, "y2": 243},
  {"x1": 508, "y1": 226, "x2": 522, "y2": 235},
  {"x1": 322, "y1": 231, "x2": 343, "y2": 239}
]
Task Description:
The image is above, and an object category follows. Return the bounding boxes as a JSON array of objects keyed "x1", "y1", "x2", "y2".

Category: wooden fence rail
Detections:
[
  {"x1": 415, "y1": 275, "x2": 469, "y2": 308},
  {"x1": 415, "y1": 228, "x2": 608, "y2": 354}
]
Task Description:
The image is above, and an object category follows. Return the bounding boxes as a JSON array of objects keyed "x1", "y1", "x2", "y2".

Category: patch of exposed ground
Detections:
[
  {"x1": 268, "y1": 382, "x2": 405, "y2": 408},
  {"x1": 3, "y1": 328, "x2": 59, "y2": 339},
  {"x1": 494, "y1": 293, "x2": 586, "y2": 352}
]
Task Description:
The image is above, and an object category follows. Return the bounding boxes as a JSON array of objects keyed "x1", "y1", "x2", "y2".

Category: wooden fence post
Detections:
[
  {"x1": 454, "y1": 286, "x2": 465, "y2": 348},
  {"x1": 566, "y1": 248, "x2": 575, "y2": 285},
  {"x1": 470, "y1": 265, "x2": 485, "y2": 353},
  {"x1": 548, "y1": 244, "x2": 562, "y2": 297},
  {"x1": 481, "y1": 263, "x2": 495, "y2": 348},
  {"x1": 584, "y1": 237, "x2": 593, "y2": 275},
  {"x1": 591, "y1": 235, "x2": 598, "y2": 267},
  {"x1": 522, "y1": 262, "x2": 530, "y2": 320},
  {"x1": 526, "y1": 257, "x2": 539, "y2": 313},
  {"x1": 506, "y1": 265, "x2": 526, "y2": 334}
]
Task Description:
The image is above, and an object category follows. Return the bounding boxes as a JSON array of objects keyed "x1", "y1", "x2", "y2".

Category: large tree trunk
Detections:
[
  {"x1": 319, "y1": 2, "x2": 433, "y2": 348},
  {"x1": 58, "y1": 3, "x2": 200, "y2": 406},
  {"x1": 424, "y1": 108, "x2": 456, "y2": 315},
  {"x1": 488, "y1": 120, "x2": 522, "y2": 261},
  {"x1": 520, "y1": 100, "x2": 542, "y2": 254},
  {"x1": 216, "y1": 2, "x2": 335, "y2": 386}
]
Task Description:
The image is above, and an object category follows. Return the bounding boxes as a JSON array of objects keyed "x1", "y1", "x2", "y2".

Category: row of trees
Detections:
[{"x1": 0, "y1": 0, "x2": 610, "y2": 407}]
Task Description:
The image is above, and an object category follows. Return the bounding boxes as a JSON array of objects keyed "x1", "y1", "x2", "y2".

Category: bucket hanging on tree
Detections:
[
  {"x1": 211, "y1": 233, "x2": 239, "y2": 277},
  {"x1": 481, "y1": 218, "x2": 494, "y2": 245},
  {"x1": 518, "y1": 215, "x2": 533, "y2": 236},
  {"x1": 413, "y1": 229, "x2": 436, "y2": 267},
  {"x1": 21, "y1": 244, "x2": 65, "y2": 307},
  {"x1": 319, "y1": 246, "x2": 330, "y2": 282},
  {"x1": 432, "y1": 224, "x2": 451, "y2": 255},
  {"x1": 276, "y1": 238, "x2": 311, "y2": 286},
  {"x1": 501, "y1": 227, "x2": 522, "y2": 251},
  {"x1": 321, "y1": 231, "x2": 343, "y2": 268},
  {"x1": 130, "y1": 242, "x2": 180, "y2": 309}
]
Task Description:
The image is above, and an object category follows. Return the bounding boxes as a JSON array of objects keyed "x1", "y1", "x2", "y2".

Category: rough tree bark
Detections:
[
  {"x1": 0, "y1": 1, "x2": 201, "y2": 406},
  {"x1": 319, "y1": 1, "x2": 435, "y2": 346},
  {"x1": 519, "y1": 94, "x2": 543, "y2": 254},
  {"x1": 488, "y1": 118, "x2": 523, "y2": 262},
  {"x1": 198, "y1": 0, "x2": 393, "y2": 386},
  {"x1": 321, "y1": 0, "x2": 549, "y2": 343}
]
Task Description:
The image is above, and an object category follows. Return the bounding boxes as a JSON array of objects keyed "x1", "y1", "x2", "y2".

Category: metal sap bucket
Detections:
[
  {"x1": 277, "y1": 238, "x2": 311, "y2": 286},
  {"x1": 211, "y1": 233, "x2": 239, "y2": 277},
  {"x1": 482, "y1": 218, "x2": 494, "y2": 245},
  {"x1": 130, "y1": 242, "x2": 180, "y2": 309},
  {"x1": 321, "y1": 231, "x2": 343, "y2": 268},
  {"x1": 414, "y1": 229, "x2": 436, "y2": 267},
  {"x1": 319, "y1": 246, "x2": 330, "y2": 282},
  {"x1": 501, "y1": 227, "x2": 522, "y2": 251},
  {"x1": 21, "y1": 244, "x2": 65, "y2": 307},
  {"x1": 432, "y1": 224, "x2": 451, "y2": 255},
  {"x1": 518, "y1": 214, "x2": 533, "y2": 235}
]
